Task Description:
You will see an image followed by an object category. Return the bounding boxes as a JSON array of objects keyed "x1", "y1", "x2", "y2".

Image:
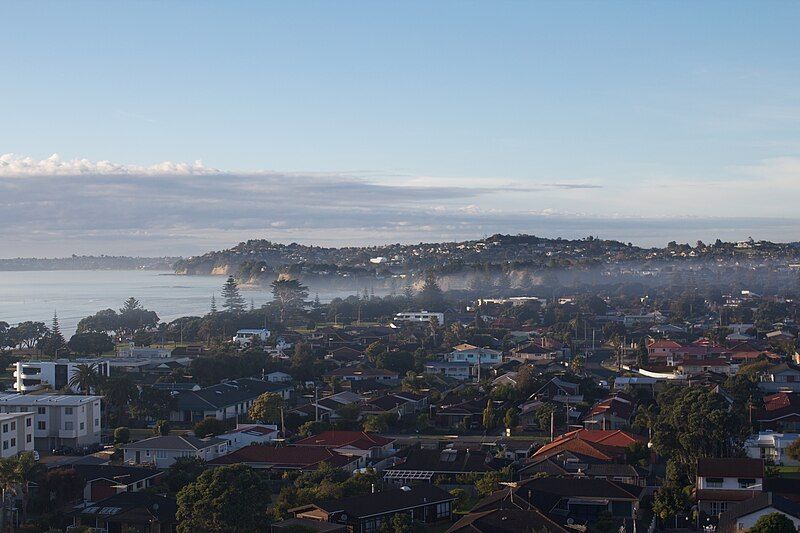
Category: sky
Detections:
[{"x1": 1, "y1": 1, "x2": 799, "y2": 257}]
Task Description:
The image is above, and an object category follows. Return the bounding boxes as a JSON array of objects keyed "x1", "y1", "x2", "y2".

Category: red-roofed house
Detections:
[
  {"x1": 757, "y1": 392, "x2": 800, "y2": 432},
  {"x1": 531, "y1": 429, "x2": 645, "y2": 463},
  {"x1": 294, "y1": 430, "x2": 395, "y2": 460},
  {"x1": 582, "y1": 394, "x2": 636, "y2": 430},
  {"x1": 648, "y1": 339, "x2": 683, "y2": 363}
]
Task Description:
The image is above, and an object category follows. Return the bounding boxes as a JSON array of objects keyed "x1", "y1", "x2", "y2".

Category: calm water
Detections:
[{"x1": 0, "y1": 270, "x2": 368, "y2": 336}]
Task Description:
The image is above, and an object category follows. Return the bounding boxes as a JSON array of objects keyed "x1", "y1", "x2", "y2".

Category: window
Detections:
[
  {"x1": 10, "y1": 422, "x2": 15, "y2": 431},
  {"x1": 65, "y1": 407, "x2": 73, "y2": 415},
  {"x1": 10, "y1": 438, "x2": 15, "y2": 447},
  {"x1": 156, "y1": 450, "x2": 167, "y2": 459},
  {"x1": 738, "y1": 478, "x2": 756, "y2": 489},
  {"x1": 79, "y1": 422, "x2": 84, "y2": 430},
  {"x1": 64, "y1": 422, "x2": 74, "y2": 431},
  {"x1": 37, "y1": 407, "x2": 45, "y2": 415},
  {"x1": 2, "y1": 424, "x2": 7, "y2": 433},
  {"x1": 25, "y1": 418, "x2": 31, "y2": 427},
  {"x1": 706, "y1": 477, "x2": 724, "y2": 488},
  {"x1": 2, "y1": 441, "x2": 7, "y2": 450},
  {"x1": 436, "y1": 502, "x2": 450, "y2": 518},
  {"x1": 710, "y1": 502, "x2": 729, "y2": 515},
  {"x1": 37, "y1": 421, "x2": 46, "y2": 430},
  {"x1": 95, "y1": 418, "x2": 99, "y2": 426},
  {"x1": 26, "y1": 435, "x2": 31, "y2": 443}
]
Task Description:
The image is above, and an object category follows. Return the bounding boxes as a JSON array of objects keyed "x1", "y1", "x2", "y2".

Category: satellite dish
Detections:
[
  {"x1": 341, "y1": 514, "x2": 348, "y2": 521},
  {"x1": 567, "y1": 519, "x2": 574, "y2": 525}
]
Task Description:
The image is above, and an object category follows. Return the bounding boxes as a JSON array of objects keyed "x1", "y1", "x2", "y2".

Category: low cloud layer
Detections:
[{"x1": 1, "y1": 153, "x2": 799, "y2": 258}]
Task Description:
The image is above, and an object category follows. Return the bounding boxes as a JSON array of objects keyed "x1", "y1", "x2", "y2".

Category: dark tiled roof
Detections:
[
  {"x1": 447, "y1": 508, "x2": 570, "y2": 533},
  {"x1": 386, "y1": 447, "x2": 497, "y2": 474},
  {"x1": 294, "y1": 430, "x2": 393, "y2": 449},
  {"x1": 697, "y1": 458, "x2": 764, "y2": 478},
  {"x1": 312, "y1": 484, "x2": 454, "y2": 518},
  {"x1": 177, "y1": 377, "x2": 291, "y2": 411},
  {"x1": 718, "y1": 492, "x2": 800, "y2": 532},
  {"x1": 71, "y1": 492, "x2": 177, "y2": 523},
  {"x1": 209, "y1": 445, "x2": 355, "y2": 469},
  {"x1": 124, "y1": 435, "x2": 224, "y2": 451},
  {"x1": 70, "y1": 464, "x2": 161, "y2": 485}
]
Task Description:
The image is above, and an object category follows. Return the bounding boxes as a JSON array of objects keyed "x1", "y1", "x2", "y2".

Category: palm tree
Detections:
[
  {"x1": 69, "y1": 363, "x2": 99, "y2": 395},
  {"x1": 0, "y1": 457, "x2": 21, "y2": 530}
]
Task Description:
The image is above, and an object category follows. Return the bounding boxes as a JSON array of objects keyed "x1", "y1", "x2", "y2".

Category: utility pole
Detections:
[
  {"x1": 550, "y1": 410, "x2": 554, "y2": 442},
  {"x1": 314, "y1": 385, "x2": 319, "y2": 422}
]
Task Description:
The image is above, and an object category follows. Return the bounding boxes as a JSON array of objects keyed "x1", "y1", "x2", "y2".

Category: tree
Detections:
[
  {"x1": 786, "y1": 439, "x2": 800, "y2": 463},
  {"x1": 176, "y1": 464, "x2": 272, "y2": 533},
  {"x1": 652, "y1": 484, "x2": 689, "y2": 524},
  {"x1": 270, "y1": 277, "x2": 309, "y2": 322},
  {"x1": 0, "y1": 322, "x2": 11, "y2": 351},
  {"x1": 249, "y1": 392, "x2": 283, "y2": 424},
  {"x1": 571, "y1": 355, "x2": 585, "y2": 375},
  {"x1": 68, "y1": 332, "x2": 114, "y2": 356},
  {"x1": 114, "y1": 427, "x2": 131, "y2": 444},
  {"x1": 363, "y1": 415, "x2": 389, "y2": 433},
  {"x1": 482, "y1": 400, "x2": 495, "y2": 430},
  {"x1": 161, "y1": 456, "x2": 207, "y2": 495},
  {"x1": 749, "y1": 512, "x2": 798, "y2": 533},
  {"x1": 9, "y1": 321, "x2": 47, "y2": 349},
  {"x1": 221, "y1": 276, "x2": 246, "y2": 313},
  {"x1": 503, "y1": 408, "x2": 518, "y2": 429},
  {"x1": 41, "y1": 311, "x2": 67, "y2": 356},
  {"x1": 68, "y1": 363, "x2": 99, "y2": 394},
  {"x1": 76, "y1": 309, "x2": 119, "y2": 334},
  {"x1": 117, "y1": 298, "x2": 159, "y2": 334},
  {"x1": 98, "y1": 375, "x2": 136, "y2": 426},
  {"x1": 193, "y1": 417, "x2": 228, "y2": 438},
  {"x1": 130, "y1": 387, "x2": 177, "y2": 421},
  {"x1": 416, "y1": 271, "x2": 445, "y2": 311},
  {"x1": 290, "y1": 342, "x2": 315, "y2": 382},
  {"x1": 475, "y1": 471, "x2": 501, "y2": 496},
  {"x1": 153, "y1": 420, "x2": 171, "y2": 436}
]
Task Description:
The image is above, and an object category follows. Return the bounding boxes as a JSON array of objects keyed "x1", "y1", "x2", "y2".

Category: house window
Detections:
[
  {"x1": 2, "y1": 441, "x2": 7, "y2": 450},
  {"x1": 26, "y1": 435, "x2": 31, "y2": 443},
  {"x1": 10, "y1": 422, "x2": 15, "y2": 431},
  {"x1": 710, "y1": 502, "x2": 729, "y2": 515},
  {"x1": 706, "y1": 478, "x2": 723, "y2": 488},
  {"x1": 2, "y1": 424, "x2": 7, "y2": 433},
  {"x1": 95, "y1": 419, "x2": 99, "y2": 426},
  {"x1": 79, "y1": 422, "x2": 85, "y2": 430},
  {"x1": 37, "y1": 407, "x2": 45, "y2": 415},
  {"x1": 65, "y1": 407, "x2": 73, "y2": 415},
  {"x1": 10, "y1": 438, "x2": 15, "y2": 447},
  {"x1": 64, "y1": 422, "x2": 74, "y2": 430},
  {"x1": 738, "y1": 478, "x2": 756, "y2": 489},
  {"x1": 156, "y1": 451, "x2": 167, "y2": 459},
  {"x1": 25, "y1": 418, "x2": 31, "y2": 427},
  {"x1": 37, "y1": 421, "x2": 46, "y2": 430},
  {"x1": 436, "y1": 502, "x2": 450, "y2": 518}
]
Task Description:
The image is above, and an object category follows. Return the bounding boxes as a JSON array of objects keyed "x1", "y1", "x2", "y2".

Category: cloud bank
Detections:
[{"x1": 1, "y1": 153, "x2": 799, "y2": 258}]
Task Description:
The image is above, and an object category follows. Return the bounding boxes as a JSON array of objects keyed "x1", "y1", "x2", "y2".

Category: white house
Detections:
[
  {"x1": 696, "y1": 458, "x2": 764, "y2": 516},
  {"x1": 719, "y1": 492, "x2": 800, "y2": 532},
  {"x1": 391, "y1": 311, "x2": 445, "y2": 326},
  {"x1": 218, "y1": 424, "x2": 279, "y2": 451},
  {"x1": 233, "y1": 329, "x2": 270, "y2": 346},
  {"x1": 745, "y1": 431, "x2": 800, "y2": 466},
  {"x1": 445, "y1": 344, "x2": 502, "y2": 366},
  {"x1": 265, "y1": 371, "x2": 292, "y2": 383},
  {"x1": 123, "y1": 435, "x2": 227, "y2": 468}
]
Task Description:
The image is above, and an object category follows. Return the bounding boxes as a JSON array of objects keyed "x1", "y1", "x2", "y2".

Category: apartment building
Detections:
[
  {"x1": 0, "y1": 394, "x2": 102, "y2": 451},
  {"x1": 13, "y1": 359, "x2": 111, "y2": 393},
  {"x1": 0, "y1": 412, "x2": 35, "y2": 458}
]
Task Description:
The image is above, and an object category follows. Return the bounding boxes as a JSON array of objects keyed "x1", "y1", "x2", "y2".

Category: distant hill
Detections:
[
  {"x1": 173, "y1": 234, "x2": 800, "y2": 291},
  {"x1": 0, "y1": 255, "x2": 179, "y2": 271}
]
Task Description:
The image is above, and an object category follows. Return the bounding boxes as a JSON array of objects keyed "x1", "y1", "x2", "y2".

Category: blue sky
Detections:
[{"x1": 1, "y1": 1, "x2": 799, "y2": 256}]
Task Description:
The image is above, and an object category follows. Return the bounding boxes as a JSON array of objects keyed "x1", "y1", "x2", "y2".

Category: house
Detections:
[
  {"x1": 718, "y1": 492, "x2": 800, "y2": 533},
  {"x1": 218, "y1": 424, "x2": 280, "y2": 451},
  {"x1": 756, "y1": 392, "x2": 800, "y2": 431},
  {"x1": 383, "y1": 444, "x2": 501, "y2": 485},
  {"x1": 324, "y1": 367, "x2": 399, "y2": 384},
  {"x1": 326, "y1": 346, "x2": 364, "y2": 364},
  {"x1": 123, "y1": 435, "x2": 227, "y2": 468},
  {"x1": 232, "y1": 328, "x2": 270, "y2": 346},
  {"x1": 0, "y1": 393, "x2": 102, "y2": 452},
  {"x1": 0, "y1": 412, "x2": 35, "y2": 458},
  {"x1": 448, "y1": 508, "x2": 571, "y2": 533},
  {"x1": 294, "y1": 430, "x2": 395, "y2": 460},
  {"x1": 760, "y1": 362, "x2": 800, "y2": 393},
  {"x1": 272, "y1": 518, "x2": 348, "y2": 532},
  {"x1": 446, "y1": 344, "x2": 502, "y2": 366},
  {"x1": 528, "y1": 429, "x2": 646, "y2": 463},
  {"x1": 745, "y1": 431, "x2": 800, "y2": 466},
  {"x1": 531, "y1": 377, "x2": 582, "y2": 404},
  {"x1": 13, "y1": 359, "x2": 111, "y2": 393},
  {"x1": 647, "y1": 339, "x2": 683, "y2": 362},
  {"x1": 265, "y1": 371, "x2": 293, "y2": 383},
  {"x1": 696, "y1": 458, "x2": 764, "y2": 516},
  {"x1": 291, "y1": 484, "x2": 455, "y2": 532},
  {"x1": 171, "y1": 377, "x2": 293, "y2": 423},
  {"x1": 424, "y1": 361, "x2": 472, "y2": 380},
  {"x1": 678, "y1": 358, "x2": 734, "y2": 376},
  {"x1": 471, "y1": 477, "x2": 644, "y2": 523},
  {"x1": 519, "y1": 457, "x2": 648, "y2": 486},
  {"x1": 69, "y1": 492, "x2": 177, "y2": 533},
  {"x1": 209, "y1": 444, "x2": 361, "y2": 472},
  {"x1": 582, "y1": 394, "x2": 636, "y2": 430},
  {"x1": 392, "y1": 311, "x2": 445, "y2": 325},
  {"x1": 69, "y1": 464, "x2": 162, "y2": 502},
  {"x1": 434, "y1": 398, "x2": 487, "y2": 429}
]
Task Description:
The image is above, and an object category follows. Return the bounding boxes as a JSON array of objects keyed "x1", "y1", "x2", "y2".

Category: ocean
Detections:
[{"x1": 0, "y1": 270, "x2": 370, "y2": 336}]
